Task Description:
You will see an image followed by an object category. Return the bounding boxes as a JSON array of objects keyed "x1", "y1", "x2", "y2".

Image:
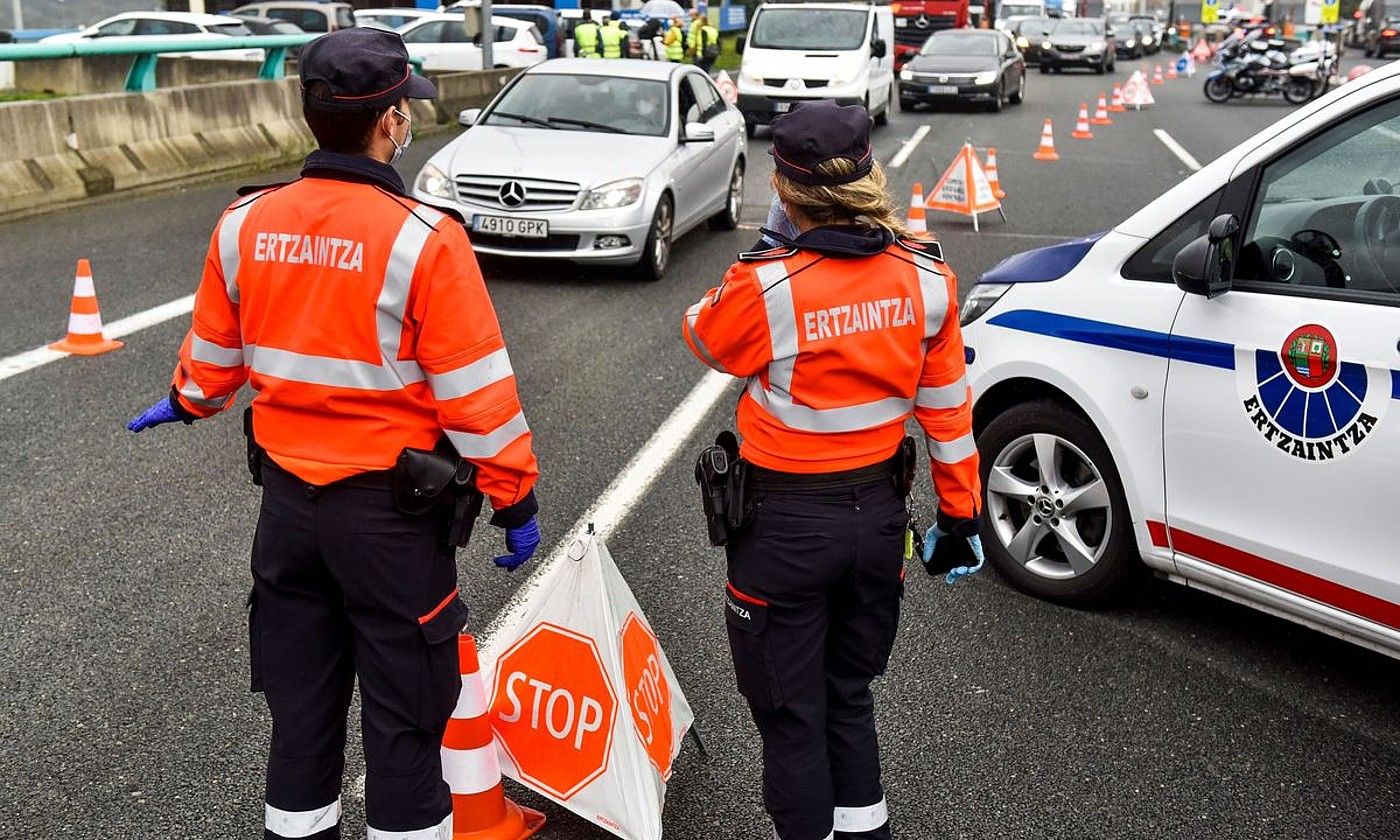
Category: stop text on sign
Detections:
[{"x1": 497, "y1": 672, "x2": 606, "y2": 751}]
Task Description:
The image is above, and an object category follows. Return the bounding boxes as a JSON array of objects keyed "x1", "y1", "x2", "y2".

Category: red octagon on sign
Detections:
[
  {"x1": 490, "y1": 622, "x2": 618, "y2": 801},
  {"x1": 621, "y1": 612, "x2": 675, "y2": 778}
]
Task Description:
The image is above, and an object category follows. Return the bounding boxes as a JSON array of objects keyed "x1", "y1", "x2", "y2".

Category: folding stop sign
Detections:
[{"x1": 483, "y1": 537, "x2": 694, "y2": 840}]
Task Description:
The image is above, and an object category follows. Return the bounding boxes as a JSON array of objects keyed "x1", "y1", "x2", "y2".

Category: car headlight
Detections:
[
  {"x1": 1016, "y1": 36, "x2": 1029, "y2": 49},
  {"x1": 1042, "y1": 41, "x2": 1053, "y2": 50},
  {"x1": 959, "y1": 283, "x2": 1011, "y2": 327},
  {"x1": 1089, "y1": 40, "x2": 1106, "y2": 51},
  {"x1": 899, "y1": 67, "x2": 914, "y2": 81},
  {"x1": 1125, "y1": 38, "x2": 1136, "y2": 47},
  {"x1": 973, "y1": 71, "x2": 997, "y2": 85},
  {"x1": 580, "y1": 178, "x2": 644, "y2": 210},
  {"x1": 415, "y1": 162, "x2": 453, "y2": 200},
  {"x1": 739, "y1": 71, "x2": 762, "y2": 86}
]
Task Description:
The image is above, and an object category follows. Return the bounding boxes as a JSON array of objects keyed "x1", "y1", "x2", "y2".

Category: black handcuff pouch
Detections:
[{"x1": 392, "y1": 440, "x2": 484, "y2": 548}]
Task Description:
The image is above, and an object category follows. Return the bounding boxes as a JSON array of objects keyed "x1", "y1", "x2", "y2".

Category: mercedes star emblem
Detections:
[
  {"x1": 498, "y1": 180, "x2": 527, "y2": 208},
  {"x1": 915, "y1": 14, "x2": 930, "y2": 27}
]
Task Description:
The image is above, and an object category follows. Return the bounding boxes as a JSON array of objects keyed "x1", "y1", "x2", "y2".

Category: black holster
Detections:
[
  {"x1": 392, "y1": 439, "x2": 484, "y2": 548},
  {"x1": 894, "y1": 435, "x2": 917, "y2": 498},
  {"x1": 243, "y1": 408, "x2": 264, "y2": 487},
  {"x1": 694, "y1": 431, "x2": 750, "y2": 547}
]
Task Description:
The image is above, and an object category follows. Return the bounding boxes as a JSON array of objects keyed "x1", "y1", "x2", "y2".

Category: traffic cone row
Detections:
[
  {"x1": 1109, "y1": 83, "x2": 1126, "y2": 112},
  {"x1": 1030, "y1": 56, "x2": 1188, "y2": 162},
  {"x1": 442, "y1": 635, "x2": 545, "y2": 840},
  {"x1": 50, "y1": 259, "x2": 122, "y2": 356},
  {"x1": 1071, "y1": 102, "x2": 1094, "y2": 140},
  {"x1": 1090, "y1": 93, "x2": 1112, "y2": 126},
  {"x1": 1166, "y1": 61, "x2": 1178, "y2": 80}
]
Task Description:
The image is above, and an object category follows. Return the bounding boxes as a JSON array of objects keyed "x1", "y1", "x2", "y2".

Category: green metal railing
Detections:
[{"x1": 0, "y1": 35, "x2": 425, "y2": 93}]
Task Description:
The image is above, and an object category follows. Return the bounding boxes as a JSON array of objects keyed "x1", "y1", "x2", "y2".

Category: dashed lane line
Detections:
[
  {"x1": 1153, "y1": 128, "x2": 1203, "y2": 172},
  {"x1": 888, "y1": 125, "x2": 932, "y2": 170},
  {"x1": 0, "y1": 294, "x2": 194, "y2": 384}
]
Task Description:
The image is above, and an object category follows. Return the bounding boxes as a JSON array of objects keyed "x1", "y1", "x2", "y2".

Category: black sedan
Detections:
[
  {"x1": 1107, "y1": 16, "x2": 1148, "y2": 58},
  {"x1": 898, "y1": 29, "x2": 1026, "y2": 112},
  {"x1": 1364, "y1": 16, "x2": 1400, "y2": 58},
  {"x1": 1038, "y1": 18, "x2": 1115, "y2": 74},
  {"x1": 1011, "y1": 16, "x2": 1056, "y2": 65}
]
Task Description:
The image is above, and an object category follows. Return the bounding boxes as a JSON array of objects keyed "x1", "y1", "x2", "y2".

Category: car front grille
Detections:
[
  {"x1": 762, "y1": 78, "x2": 829, "y2": 88},
  {"x1": 469, "y1": 233, "x2": 582, "y2": 252},
  {"x1": 1054, "y1": 44, "x2": 1086, "y2": 52},
  {"x1": 453, "y1": 175, "x2": 581, "y2": 211},
  {"x1": 909, "y1": 72, "x2": 974, "y2": 84}
]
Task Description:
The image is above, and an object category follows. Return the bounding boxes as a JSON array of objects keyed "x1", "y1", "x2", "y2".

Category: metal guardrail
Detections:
[{"x1": 0, "y1": 35, "x2": 425, "y2": 93}]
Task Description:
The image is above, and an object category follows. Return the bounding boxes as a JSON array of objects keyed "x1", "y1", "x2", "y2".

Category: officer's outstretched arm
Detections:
[
  {"x1": 170, "y1": 210, "x2": 253, "y2": 420},
  {"x1": 411, "y1": 222, "x2": 539, "y2": 528},
  {"x1": 682, "y1": 263, "x2": 775, "y2": 378}
]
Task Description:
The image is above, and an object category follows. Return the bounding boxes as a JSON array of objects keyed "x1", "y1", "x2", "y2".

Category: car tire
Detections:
[
  {"x1": 634, "y1": 195, "x2": 673, "y2": 283},
  {"x1": 1364, "y1": 43, "x2": 1375, "y2": 57},
  {"x1": 1039, "y1": 64, "x2": 1050, "y2": 74},
  {"x1": 978, "y1": 399, "x2": 1141, "y2": 607},
  {"x1": 988, "y1": 80, "x2": 1004, "y2": 112},
  {"x1": 707, "y1": 158, "x2": 744, "y2": 231},
  {"x1": 1009, "y1": 74, "x2": 1025, "y2": 104}
]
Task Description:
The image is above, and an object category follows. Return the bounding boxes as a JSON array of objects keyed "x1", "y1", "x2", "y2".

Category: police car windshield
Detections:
[
  {"x1": 483, "y1": 74, "x2": 670, "y2": 137},
  {"x1": 922, "y1": 32, "x2": 999, "y2": 55},
  {"x1": 750, "y1": 8, "x2": 868, "y2": 50}
]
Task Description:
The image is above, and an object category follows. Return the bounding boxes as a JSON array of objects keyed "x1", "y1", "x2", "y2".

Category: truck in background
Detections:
[{"x1": 890, "y1": 0, "x2": 970, "y2": 69}]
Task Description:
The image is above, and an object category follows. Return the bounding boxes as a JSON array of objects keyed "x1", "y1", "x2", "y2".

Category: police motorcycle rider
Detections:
[
  {"x1": 683, "y1": 101, "x2": 984, "y2": 840},
  {"x1": 127, "y1": 28, "x2": 542, "y2": 840}
]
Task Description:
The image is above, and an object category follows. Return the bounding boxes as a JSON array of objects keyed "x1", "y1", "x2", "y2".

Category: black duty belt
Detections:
[{"x1": 749, "y1": 455, "x2": 900, "y2": 491}]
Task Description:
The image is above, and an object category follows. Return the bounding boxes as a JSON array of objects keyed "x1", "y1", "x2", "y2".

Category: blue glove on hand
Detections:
[
  {"x1": 127, "y1": 397, "x2": 183, "y2": 433},
  {"x1": 922, "y1": 525, "x2": 985, "y2": 586},
  {"x1": 494, "y1": 517, "x2": 541, "y2": 572}
]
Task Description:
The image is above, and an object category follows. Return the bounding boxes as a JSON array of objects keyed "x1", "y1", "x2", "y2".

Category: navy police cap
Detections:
[
  {"x1": 300, "y1": 27, "x2": 437, "y2": 111},
  {"x1": 769, "y1": 101, "x2": 874, "y2": 187}
]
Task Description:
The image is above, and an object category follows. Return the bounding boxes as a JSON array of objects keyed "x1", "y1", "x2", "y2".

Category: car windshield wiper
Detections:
[
  {"x1": 490, "y1": 111, "x2": 556, "y2": 129},
  {"x1": 546, "y1": 116, "x2": 627, "y2": 134}
]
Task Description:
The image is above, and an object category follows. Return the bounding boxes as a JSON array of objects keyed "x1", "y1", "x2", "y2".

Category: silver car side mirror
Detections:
[{"x1": 459, "y1": 108, "x2": 482, "y2": 127}]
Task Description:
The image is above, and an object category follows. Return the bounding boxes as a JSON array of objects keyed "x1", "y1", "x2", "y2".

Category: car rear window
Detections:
[{"x1": 209, "y1": 22, "x2": 254, "y2": 36}]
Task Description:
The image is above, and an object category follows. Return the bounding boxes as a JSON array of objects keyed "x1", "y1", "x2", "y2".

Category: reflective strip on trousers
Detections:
[
  {"x1": 265, "y1": 798, "x2": 341, "y2": 838},
  {"x1": 441, "y1": 743, "x2": 502, "y2": 795},
  {"x1": 366, "y1": 813, "x2": 452, "y2": 840},
  {"x1": 834, "y1": 797, "x2": 889, "y2": 833},
  {"x1": 915, "y1": 375, "x2": 968, "y2": 410},
  {"x1": 445, "y1": 410, "x2": 530, "y2": 459},
  {"x1": 914, "y1": 250, "x2": 948, "y2": 338},
  {"x1": 427, "y1": 347, "x2": 514, "y2": 401},
  {"x1": 685, "y1": 301, "x2": 729, "y2": 374},
  {"x1": 218, "y1": 197, "x2": 259, "y2": 305},
  {"x1": 926, "y1": 431, "x2": 977, "y2": 464},
  {"x1": 190, "y1": 333, "x2": 245, "y2": 368}
]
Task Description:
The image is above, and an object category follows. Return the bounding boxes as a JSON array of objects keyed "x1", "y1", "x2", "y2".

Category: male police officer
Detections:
[
  {"x1": 127, "y1": 28, "x2": 542, "y2": 840},
  {"x1": 574, "y1": 14, "x2": 602, "y2": 57}
]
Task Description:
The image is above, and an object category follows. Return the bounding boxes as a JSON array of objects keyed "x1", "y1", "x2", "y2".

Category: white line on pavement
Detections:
[
  {"x1": 0, "y1": 294, "x2": 195, "y2": 384},
  {"x1": 889, "y1": 126, "x2": 932, "y2": 170},
  {"x1": 1153, "y1": 128, "x2": 1202, "y2": 172},
  {"x1": 476, "y1": 368, "x2": 736, "y2": 657}
]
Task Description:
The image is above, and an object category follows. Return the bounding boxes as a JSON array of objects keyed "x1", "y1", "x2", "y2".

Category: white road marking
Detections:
[
  {"x1": 889, "y1": 125, "x2": 932, "y2": 170},
  {"x1": 1153, "y1": 128, "x2": 1202, "y2": 172},
  {"x1": 0, "y1": 294, "x2": 194, "y2": 384},
  {"x1": 476, "y1": 368, "x2": 736, "y2": 656}
]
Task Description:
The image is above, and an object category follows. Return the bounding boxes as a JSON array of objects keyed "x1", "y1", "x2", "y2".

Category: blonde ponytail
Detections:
[{"x1": 773, "y1": 158, "x2": 909, "y2": 238}]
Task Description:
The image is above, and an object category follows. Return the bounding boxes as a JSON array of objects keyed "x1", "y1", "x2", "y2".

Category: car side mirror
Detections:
[
  {"x1": 681, "y1": 122, "x2": 715, "y2": 143},
  {"x1": 458, "y1": 108, "x2": 482, "y2": 127},
  {"x1": 871, "y1": 38, "x2": 887, "y2": 58},
  {"x1": 1107, "y1": 26, "x2": 1117, "y2": 37},
  {"x1": 1172, "y1": 213, "x2": 1239, "y2": 298},
  {"x1": 736, "y1": 35, "x2": 745, "y2": 53}
]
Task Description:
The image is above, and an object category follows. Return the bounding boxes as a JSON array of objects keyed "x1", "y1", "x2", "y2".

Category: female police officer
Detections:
[{"x1": 682, "y1": 101, "x2": 984, "y2": 840}]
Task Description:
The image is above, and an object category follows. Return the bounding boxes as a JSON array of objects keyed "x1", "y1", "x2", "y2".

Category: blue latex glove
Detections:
[
  {"x1": 922, "y1": 525, "x2": 985, "y2": 586},
  {"x1": 127, "y1": 397, "x2": 182, "y2": 433},
  {"x1": 494, "y1": 517, "x2": 541, "y2": 572}
]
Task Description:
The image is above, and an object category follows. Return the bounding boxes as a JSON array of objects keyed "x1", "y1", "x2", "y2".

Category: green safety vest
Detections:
[
  {"x1": 575, "y1": 21, "x2": 600, "y2": 57},
  {"x1": 600, "y1": 22, "x2": 625, "y2": 58},
  {"x1": 664, "y1": 25, "x2": 685, "y2": 61},
  {"x1": 688, "y1": 19, "x2": 717, "y2": 56}
]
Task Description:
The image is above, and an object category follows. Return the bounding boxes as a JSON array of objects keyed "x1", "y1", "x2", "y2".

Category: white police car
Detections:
[{"x1": 961, "y1": 62, "x2": 1400, "y2": 658}]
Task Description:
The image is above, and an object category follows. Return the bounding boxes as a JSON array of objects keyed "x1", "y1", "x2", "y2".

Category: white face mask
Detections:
[{"x1": 388, "y1": 107, "x2": 412, "y2": 164}]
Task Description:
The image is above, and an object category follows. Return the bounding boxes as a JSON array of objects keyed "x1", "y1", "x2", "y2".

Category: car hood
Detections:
[
  {"x1": 1050, "y1": 33, "x2": 1103, "y2": 45},
  {"x1": 443, "y1": 125, "x2": 674, "y2": 188},
  {"x1": 741, "y1": 47, "x2": 869, "y2": 84},
  {"x1": 906, "y1": 54, "x2": 998, "y2": 73}
]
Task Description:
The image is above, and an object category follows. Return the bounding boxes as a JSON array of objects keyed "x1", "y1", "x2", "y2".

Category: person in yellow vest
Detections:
[
  {"x1": 574, "y1": 16, "x2": 601, "y2": 58},
  {"x1": 600, "y1": 15, "x2": 627, "y2": 59},
  {"x1": 664, "y1": 17, "x2": 687, "y2": 62},
  {"x1": 688, "y1": 9, "x2": 719, "y2": 72}
]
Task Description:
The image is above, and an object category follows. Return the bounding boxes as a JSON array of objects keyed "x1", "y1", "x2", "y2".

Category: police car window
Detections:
[
  {"x1": 1121, "y1": 188, "x2": 1224, "y2": 283},
  {"x1": 1239, "y1": 96, "x2": 1400, "y2": 300}
]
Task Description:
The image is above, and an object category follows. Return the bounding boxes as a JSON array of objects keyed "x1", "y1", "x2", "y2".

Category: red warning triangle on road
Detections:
[
  {"x1": 925, "y1": 141, "x2": 1005, "y2": 232},
  {"x1": 1120, "y1": 70, "x2": 1156, "y2": 109}
]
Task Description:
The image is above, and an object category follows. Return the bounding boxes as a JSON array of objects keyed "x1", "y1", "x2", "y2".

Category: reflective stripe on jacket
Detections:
[
  {"x1": 575, "y1": 21, "x2": 600, "y2": 57},
  {"x1": 682, "y1": 237, "x2": 980, "y2": 520},
  {"x1": 171, "y1": 176, "x2": 539, "y2": 512},
  {"x1": 600, "y1": 21, "x2": 625, "y2": 58}
]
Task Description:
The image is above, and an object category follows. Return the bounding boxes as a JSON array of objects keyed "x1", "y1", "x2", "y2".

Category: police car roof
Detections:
[{"x1": 530, "y1": 58, "x2": 684, "y2": 81}]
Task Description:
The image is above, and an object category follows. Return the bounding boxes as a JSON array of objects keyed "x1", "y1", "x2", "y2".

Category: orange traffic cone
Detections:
[
  {"x1": 1032, "y1": 118, "x2": 1059, "y2": 161},
  {"x1": 1071, "y1": 103, "x2": 1094, "y2": 139},
  {"x1": 906, "y1": 182, "x2": 928, "y2": 235},
  {"x1": 1152, "y1": 64, "x2": 1164, "y2": 85},
  {"x1": 443, "y1": 635, "x2": 545, "y2": 840},
  {"x1": 1167, "y1": 61, "x2": 1178, "y2": 80},
  {"x1": 984, "y1": 148, "x2": 1006, "y2": 199},
  {"x1": 1109, "y1": 82, "x2": 1127, "y2": 112},
  {"x1": 1090, "y1": 93, "x2": 1112, "y2": 125},
  {"x1": 49, "y1": 259, "x2": 122, "y2": 356}
]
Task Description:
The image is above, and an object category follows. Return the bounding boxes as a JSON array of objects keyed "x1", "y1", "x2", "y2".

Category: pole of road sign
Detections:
[
  {"x1": 10, "y1": 0, "x2": 22, "y2": 31},
  {"x1": 481, "y1": 0, "x2": 493, "y2": 72}
]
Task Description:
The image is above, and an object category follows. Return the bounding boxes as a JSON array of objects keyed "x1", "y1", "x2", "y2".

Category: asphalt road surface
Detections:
[{"x1": 2, "y1": 52, "x2": 1397, "y2": 840}]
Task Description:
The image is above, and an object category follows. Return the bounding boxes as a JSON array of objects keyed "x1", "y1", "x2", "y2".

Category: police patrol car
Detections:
[{"x1": 961, "y1": 62, "x2": 1400, "y2": 658}]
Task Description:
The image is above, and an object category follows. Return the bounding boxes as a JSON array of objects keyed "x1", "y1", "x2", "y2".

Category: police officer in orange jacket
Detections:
[
  {"x1": 126, "y1": 28, "x2": 541, "y2": 840},
  {"x1": 683, "y1": 101, "x2": 984, "y2": 840}
]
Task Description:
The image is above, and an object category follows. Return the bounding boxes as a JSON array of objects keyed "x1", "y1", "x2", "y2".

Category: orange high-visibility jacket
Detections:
[
  {"x1": 683, "y1": 235, "x2": 980, "y2": 522},
  {"x1": 171, "y1": 176, "x2": 538, "y2": 513}
]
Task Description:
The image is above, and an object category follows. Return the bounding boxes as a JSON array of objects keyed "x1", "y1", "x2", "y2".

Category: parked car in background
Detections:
[
  {"x1": 1010, "y1": 16, "x2": 1056, "y2": 65},
  {"x1": 238, "y1": 14, "x2": 310, "y2": 56},
  {"x1": 414, "y1": 60, "x2": 746, "y2": 282},
  {"x1": 399, "y1": 13, "x2": 546, "y2": 71},
  {"x1": 1040, "y1": 17, "x2": 1115, "y2": 74},
  {"x1": 354, "y1": 7, "x2": 437, "y2": 30},
  {"x1": 1364, "y1": 15, "x2": 1400, "y2": 57},
  {"x1": 39, "y1": 12, "x2": 263, "y2": 61},
  {"x1": 898, "y1": 28, "x2": 1025, "y2": 111},
  {"x1": 231, "y1": 2, "x2": 356, "y2": 34},
  {"x1": 443, "y1": 2, "x2": 564, "y2": 58}
]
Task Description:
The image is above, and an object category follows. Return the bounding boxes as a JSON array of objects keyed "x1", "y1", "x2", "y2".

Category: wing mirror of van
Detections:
[
  {"x1": 1172, "y1": 213, "x2": 1239, "y2": 298},
  {"x1": 871, "y1": 38, "x2": 888, "y2": 59},
  {"x1": 459, "y1": 108, "x2": 482, "y2": 127}
]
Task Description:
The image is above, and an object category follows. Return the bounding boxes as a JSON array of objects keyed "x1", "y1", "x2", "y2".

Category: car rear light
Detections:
[{"x1": 1384, "y1": 29, "x2": 1398, "y2": 37}]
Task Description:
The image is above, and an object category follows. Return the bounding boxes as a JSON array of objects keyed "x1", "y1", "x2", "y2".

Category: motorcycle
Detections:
[{"x1": 1203, "y1": 37, "x2": 1323, "y2": 104}]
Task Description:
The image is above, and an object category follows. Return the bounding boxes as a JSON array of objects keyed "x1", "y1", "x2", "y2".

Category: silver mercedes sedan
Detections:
[{"x1": 412, "y1": 59, "x2": 748, "y2": 281}]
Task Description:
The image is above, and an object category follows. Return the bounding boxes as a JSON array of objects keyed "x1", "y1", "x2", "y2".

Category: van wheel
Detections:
[
  {"x1": 745, "y1": 120, "x2": 757, "y2": 139},
  {"x1": 978, "y1": 400, "x2": 1140, "y2": 606},
  {"x1": 874, "y1": 84, "x2": 894, "y2": 125},
  {"x1": 708, "y1": 159, "x2": 744, "y2": 231},
  {"x1": 634, "y1": 196, "x2": 673, "y2": 282}
]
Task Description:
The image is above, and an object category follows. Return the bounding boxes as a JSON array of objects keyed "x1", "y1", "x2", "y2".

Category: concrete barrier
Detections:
[
  {"x1": 0, "y1": 67, "x2": 517, "y2": 221},
  {"x1": 15, "y1": 55, "x2": 282, "y2": 96}
]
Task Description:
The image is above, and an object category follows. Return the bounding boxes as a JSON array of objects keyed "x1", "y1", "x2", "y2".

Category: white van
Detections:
[
  {"x1": 995, "y1": 0, "x2": 1046, "y2": 28},
  {"x1": 736, "y1": 0, "x2": 896, "y2": 137}
]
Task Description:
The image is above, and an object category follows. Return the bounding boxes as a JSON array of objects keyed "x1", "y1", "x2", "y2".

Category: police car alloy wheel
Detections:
[{"x1": 978, "y1": 400, "x2": 1139, "y2": 605}]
